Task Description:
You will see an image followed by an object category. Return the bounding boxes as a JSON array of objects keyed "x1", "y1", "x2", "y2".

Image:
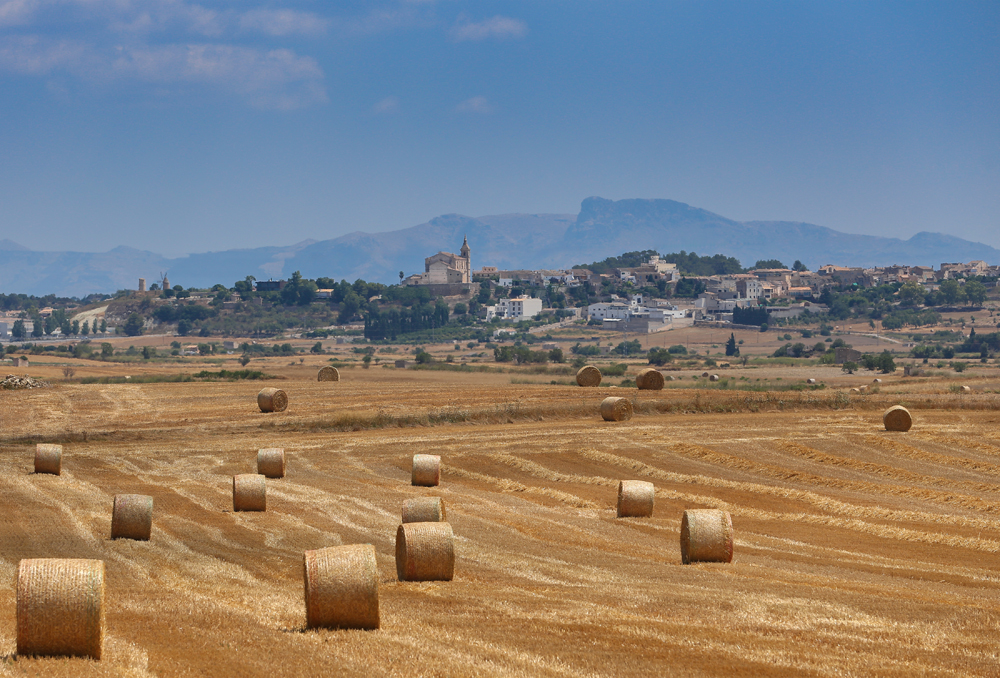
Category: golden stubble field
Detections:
[{"x1": 1, "y1": 367, "x2": 1000, "y2": 677}]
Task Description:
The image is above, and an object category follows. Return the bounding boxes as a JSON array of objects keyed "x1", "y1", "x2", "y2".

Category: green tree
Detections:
[
  {"x1": 81, "y1": 320, "x2": 90, "y2": 336},
  {"x1": 31, "y1": 317, "x2": 43, "y2": 338},
  {"x1": 11, "y1": 319, "x2": 25, "y2": 339},
  {"x1": 142, "y1": 346, "x2": 153, "y2": 359},
  {"x1": 754, "y1": 259, "x2": 786, "y2": 270},
  {"x1": 101, "y1": 343, "x2": 114, "y2": 358},
  {"x1": 724, "y1": 332, "x2": 739, "y2": 357},
  {"x1": 939, "y1": 279, "x2": 966, "y2": 306},
  {"x1": 71, "y1": 319, "x2": 80, "y2": 335},
  {"x1": 842, "y1": 361, "x2": 858, "y2": 374},
  {"x1": 311, "y1": 341, "x2": 324, "y2": 354},
  {"x1": 648, "y1": 347, "x2": 673, "y2": 365},
  {"x1": 177, "y1": 319, "x2": 191, "y2": 336},
  {"x1": 239, "y1": 354, "x2": 251, "y2": 366},
  {"x1": 964, "y1": 280, "x2": 987, "y2": 307},
  {"x1": 123, "y1": 313, "x2": 145, "y2": 337},
  {"x1": 792, "y1": 260, "x2": 807, "y2": 272},
  {"x1": 99, "y1": 319, "x2": 107, "y2": 334},
  {"x1": 897, "y1": 282, "x2": 924, "y2": 306}
]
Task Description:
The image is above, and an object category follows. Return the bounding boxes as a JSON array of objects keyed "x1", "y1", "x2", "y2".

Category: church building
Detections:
[{"x1": 405, "y1": 237, "x2": 471, "y2": 285}]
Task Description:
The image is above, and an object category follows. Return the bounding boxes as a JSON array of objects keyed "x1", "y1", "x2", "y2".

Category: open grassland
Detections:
[{"x1": 1, "y1": 368, "x2": 1000, "y2": 676}]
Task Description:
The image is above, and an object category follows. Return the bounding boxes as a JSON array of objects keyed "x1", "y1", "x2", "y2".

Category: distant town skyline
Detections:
[{"x1": 1, "y1": 1, "x2": 997, "y2": 256}]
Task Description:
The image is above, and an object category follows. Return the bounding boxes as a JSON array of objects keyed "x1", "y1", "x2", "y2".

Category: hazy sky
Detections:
[{"x1": 1, "y1": 1, "x2": 997, "y2": 256}]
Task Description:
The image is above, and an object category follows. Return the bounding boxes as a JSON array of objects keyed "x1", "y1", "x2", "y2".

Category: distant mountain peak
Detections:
[{"x1": 0, "y1": 239, "x2": 28, "y2": 251}]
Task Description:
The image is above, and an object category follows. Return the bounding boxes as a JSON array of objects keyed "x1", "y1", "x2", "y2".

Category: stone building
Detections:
[{"x1": 406, "y1": 237, "x2": 471, "y2": 285}]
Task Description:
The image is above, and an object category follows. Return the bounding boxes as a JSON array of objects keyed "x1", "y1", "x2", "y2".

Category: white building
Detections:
[
  {"x1": 485, "y1": 296, "x2": 543, "y2": 321},
  {"x1": 587, "y1": 302, "x2": 632, "y2": 320}
]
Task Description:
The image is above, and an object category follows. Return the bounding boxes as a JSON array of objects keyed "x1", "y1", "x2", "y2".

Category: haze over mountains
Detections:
[{"x1": 3, "y1": 198, "x2": 998, "y2": 297}]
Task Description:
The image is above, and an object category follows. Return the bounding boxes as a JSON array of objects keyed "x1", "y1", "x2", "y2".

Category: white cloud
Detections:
[
  {"x1": 0, "y1": 0, "x2": 41, "y2": 27},
  {"x1": 0, "y1": 36, "x2": 327, "y2": 109},
  {"x1": 450, "y1": 15, "x2": 527, "y2": 42},
  {"x1": 373, "y1": 96, "x2": 398, "y2": 114},
  {"x1": 239, "y1": 9, "x2": 328, "y2": 37},
  {"x1": 456, "y1": 95, "x2": 492, "y2": 113}
]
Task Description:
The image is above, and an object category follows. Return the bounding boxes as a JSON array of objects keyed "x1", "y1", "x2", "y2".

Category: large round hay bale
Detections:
[
  {"x1": 617, "y1": 480, "x2": 654, "y2": 518},
  {"x1": 806, "y1": 378, "x2": 816, "y2": 385},
  {"x1": 17, "y1": 558, "x2": 104, "y2": 659},
  {"x1": 111, "y1": 494, "x2": 153, "y2": 541},
  {"x1": 317, "y1": 366, "x2": 340, "y2": 382},
  {"x1": 34, "y1": 444, "x2": 62, "y2": 475},
  {"x1": 257, "y1": 387, "x2": 288, "y2": 413},
  {"x1": 411, "y1": 454, "x2": 441, "y2": 487},
  {"x1": 872, "y1": 378, "x2": 882, "y2": 384},
  {"x1": 680, "y1": 509, "x2": 734, "y2": 564},
  {"x1": 395, "y1": 522, "x2": 455, "y2": 582},
  {"x1": 635, "y1": 368, "x2": 664, "y2": 390},
  {"x1": 257, "y1": 448, "x2": 286, "y2": 478},
  {"x1": 402, "y1": 497, "x2": 446, "y2": 523},
  {"x1": 303, "y1": 544, "x2": 379, "y2": 630},
  {"x1": 576, "y1": 365, "x2": 602, "y2": 387},
  {"x1": 883, "y1": 405, "x2": 912, "y2": 432},
  {"x1": 233, "y1": 474, "x2": 266, "y2": 511},
  {"x1": 708, "y1": 374, "x2": 720, "y2": 382},
  {"x1": 600, "y1": 396, "x2": 633, "y2": 422},
  {"x1": 960, "y1": 385, "x2": 971, "y2": 393}
]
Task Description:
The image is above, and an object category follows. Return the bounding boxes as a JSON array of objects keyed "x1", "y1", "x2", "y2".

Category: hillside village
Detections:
[{"x1": 0, "y1": 236, "x2": 997, "y2": 368}]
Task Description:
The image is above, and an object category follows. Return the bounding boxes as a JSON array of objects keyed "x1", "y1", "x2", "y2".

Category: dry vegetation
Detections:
[{"x1": 1, "y1": 356, "x2": 1000, "y2": 676}]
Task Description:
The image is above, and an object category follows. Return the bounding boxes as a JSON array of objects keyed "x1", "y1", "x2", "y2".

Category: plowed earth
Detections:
[{"x1": 1, "y1": 372, "x2": 1000, "y2": 676}]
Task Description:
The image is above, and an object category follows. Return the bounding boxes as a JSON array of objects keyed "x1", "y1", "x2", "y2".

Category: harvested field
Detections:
[{"x1": 1, "y1": 370, "x2": 1000, "y2": 675}]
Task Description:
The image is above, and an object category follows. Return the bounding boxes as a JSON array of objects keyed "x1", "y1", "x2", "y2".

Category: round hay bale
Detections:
[
  {"x1": 600, "y1": 396, "x2": 633, "y2": 422},
  {"x1": 617, "y1": 480, "x2": 654, "y2": 518},
  {"x1": 257, "y1": 387, "x2": 287, "y2": 413},
  {"x1": 402, "y1": 497, "x2": 446, "y2": 523},
  {"x1": 317, "y1": 366, "x2": 340, "y2": 382},
  {"x1": 303, "y1": 544, "x2": 379, "y2": 630},
  {"x1": 395, "y1": 522, "x2": 455, "y2": 582},
  {"x1": 411, "y1": 454, "x2": 441, "y2": 487},
  {"x1": 872, "y1": 378, "x2": 882, "y2": 384},
  {"x1": 806, "y1": 378, "x2": 816, "y2": 385},
  {"x1": 576, "y1": 365, "x2": 602, "y2": 387},
  {"x1": 17, "y1": 558, "x2": 104, "y2": 659},
  {"x1": 858, "y1": 385, "x2": 869, "y2": 393},
  {"x1": 111, "y1": 494, "x2": 152, "y2": 541},
  {"x1": 883, "y1": 405, "x2": 912, "y2": 432},
  {"x1": 34, "y1": 444, "x2": 62, "y2": 475},
  {"x1": 708, "y1": 374, "x2": 720, "y2": 382},
  {"x1": 849, "y1": 388, "x2": 860, "y2": 394},
  {"x1": 233, "y1": 474, "x2": 266, "y2": 512},
  {"x1": 960, "y1": 385, "x2": 972, "y2": 393},
  {"x1": 257, "y1": 448, "x2": 286, "y2": 478},
  {"x1": 635, "y1": 368, "x2": 664, "y2": 391},
  {"x1": 680, "y1": 509, "x2": 734, "y2": 564},
  {"x1": 701, "y1": 371, "x2": 709, "y2": 378}
]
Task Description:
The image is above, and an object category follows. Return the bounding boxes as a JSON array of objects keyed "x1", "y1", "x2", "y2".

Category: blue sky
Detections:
[{"x1": 1, "y1": 0, "x2": 997, "y2": 256}]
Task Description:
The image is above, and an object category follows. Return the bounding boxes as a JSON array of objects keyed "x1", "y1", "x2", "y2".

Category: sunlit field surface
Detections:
[{"x1": 2, "y1": 366, "x2": 1000, "y2": 676}]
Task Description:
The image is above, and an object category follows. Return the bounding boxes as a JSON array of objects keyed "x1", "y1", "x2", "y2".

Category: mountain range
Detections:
[{"x1": 2, "y1": 197, "x2": 998, "y2": 297}]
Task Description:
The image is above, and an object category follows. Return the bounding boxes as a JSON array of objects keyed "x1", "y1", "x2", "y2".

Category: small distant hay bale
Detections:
[
  {"x1": 600, "y1": 396, "x2": 633, "y2": 422},
  {"x1": 858, "y1": 385, "x2": 869, "y2": 393},
  {"x1": 883, "y1": 405, "x2": 912, "y2": 432},
  {"x1": 111, "y1": 494, "x2": 152, "y2": 541},
  {"x1": 708, "y1": 374, "x2": 720, "y2": 382},
  {"x1": 304, "y1": 544, "x2": 379, "y2": 630},
  {"x1": 635, "y1": 368, "x2": 664, "y2": 390},
  {"x1": 849, "y1": 388, "x2": 860, "y2": 394},
  {"x1": 701, "y1": 371, "x2": 709, "y2": 378},
  {"x1": 412, "y1": 454, "x2": 441, "y2": 487},
  {"x1": 395, "y1": 522, "x2": 455, "y2": 582},
  {"x1": 576, "y1": 365, "x2": 602, "y2": 387},
  {"x1": 960, "y1": 385, "x2": 971, "y2": 393},
  {"x1": 34, "y1": 444, "x2": 61, "y2": 475},
  {"x1": 617, "y1": 480, "x2": 654, "y2": 518},
  {"x1": 680, "y1": 509, "x2": 734, "y2": 564},
  {"x1": 257, "y1": 448, "x2": 286, "y2": 478},
  {"x1": 317, "y1": 366, "x2": 340, "y2": 382},
  {"x1": 402, "y1": 497, "x2": 446, "y2": 523},
  {"x1": 17, "y1": 558, "x2": 105, "y2": 659},
  {"x1": 257, "y1": 387, "x2": 287, "y2": 413},
  {"x1": 233, "y1": 474, "x2": 266, "y2": 511},
  {"x1": 872, "y1": 378, "x2": 882, "y2": 384},
  {"x1": 806, "y1": 378, "x2": 816, "y2": 385}
]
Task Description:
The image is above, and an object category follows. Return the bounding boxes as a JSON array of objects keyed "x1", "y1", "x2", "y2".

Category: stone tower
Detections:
[{"x1": 460, "y1": 235, "x2": 471, "y2": 281}]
